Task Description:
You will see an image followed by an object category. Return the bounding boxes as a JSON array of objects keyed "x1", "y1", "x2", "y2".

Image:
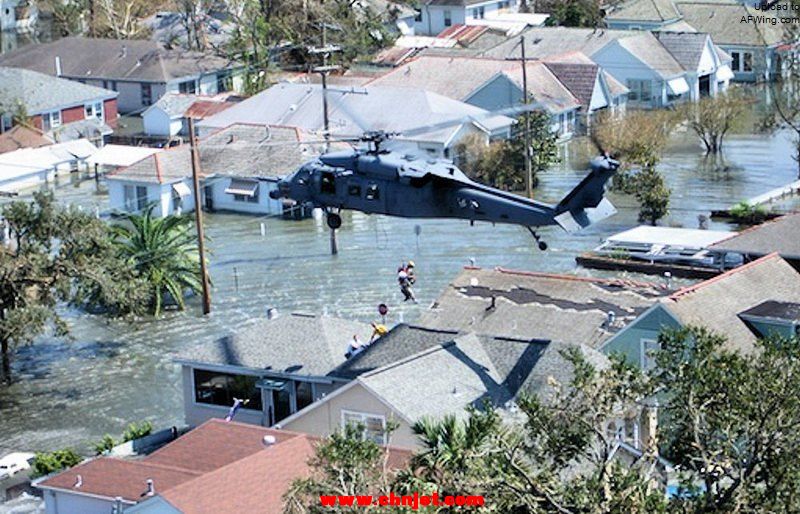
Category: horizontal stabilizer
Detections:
[{"x1": 554, "y1": 198, "x2": 617, "y2": 233}]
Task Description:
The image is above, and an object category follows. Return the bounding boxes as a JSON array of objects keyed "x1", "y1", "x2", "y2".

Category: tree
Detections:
[
  {"x1": 654, "y1": 327, "x2": 800, "y2": 513},
  {"x1": 592, "y1": 110, "x2": 679, "y2": 172},
  {"x1": 543, "y1": 0, "x2": 602, "y2": 27},
  {"x1": 682, "y1": 90, "x2": 752, "y2": 154},
  {"x1": 0, "y1": 192, "x2": 147, "y2": 381},
  {"x1": 455, "y1": 111, "x2": 560, "y2": 191},
  {"x1": 30, "y1": 449, "x2": 83, "y2": 479},
  {"x1": 632, "y1": 167, "x2": 670, "y2": 226},
  {"x1": 284, "y1": 423, "x2": 396, "y2": 513},
  {"x1": 111, "y1": 206, "x2": 203, "y2": 316}
]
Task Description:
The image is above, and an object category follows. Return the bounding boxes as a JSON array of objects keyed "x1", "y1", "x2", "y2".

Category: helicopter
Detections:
[{"x1": 268, "y1": 125, "x2": 619, "y2": 251}]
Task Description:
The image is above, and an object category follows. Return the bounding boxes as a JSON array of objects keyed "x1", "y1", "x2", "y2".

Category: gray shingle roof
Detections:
[
  {"x1": 174, "y1": 313, "x2": 373, "y2": 377},
  {"x1": 654, "y1": 31, "x2": 712, "y2": 71},
  {"x1": 197, "y1": 82, "x2": 514, "y2": 144},
  {"x1": 475, "y1": 27, "x2": 638, "y2": 60},
  {"x1": 709, "y1": 212, "x2": 800, "y2": 260},
  {"x1": 358, "y1": 334, "x2": 610, "y2": 422},
  {"x1": 149, "y1": 92, "x2": 200, "y2": 118},
  {"x1": 108, "y1": 124, "x2": 324, "y2": 184},
  {"x1": 0, "y1": 37, "x2": 239, "y2": 83},
  {"x1": 329, "y1": 324, "x2": 460, "y2": 380},
  {"x1": 616, "y1": 32, "x2": 686, "y2": 78},
  {"x1": 606, "y1": 0, "x2": 682, "y2": 22},
  {"x1": 419, "y1": 267, "x2": 667, "y2": 348},
  {"x1": 676, "y1": 2, "x2": 788, "y2": 47},
  {"x1": 661, "y1": 254, "x2": 800, "y2": 352},
  {"x1": 0, "y1": 66, "x2": 116, "y2": 115},
  {"x1": 739, "y1": 300, "x2": 800, "y2": 323}
]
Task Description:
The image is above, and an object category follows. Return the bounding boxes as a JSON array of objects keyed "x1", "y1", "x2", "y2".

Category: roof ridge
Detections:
[
  {"x1": 711, "y1": 211, "x2": 800, "y2": 245},
  {"x1": 491, "y1": 266, "x2": 661, "y2": 289},
  {"x1": 359, "y1": 341, "x2": 455, "y2": 379},
  {"x1": 668, "y1": 252, "x2": 781, "y2": 300}
]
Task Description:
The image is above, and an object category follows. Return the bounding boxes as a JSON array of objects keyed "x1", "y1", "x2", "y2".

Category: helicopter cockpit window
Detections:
[
  {"x1": 320, "y1": 171, "x2": 336, "y2": 195},
  {"x1": 365, "y1": 184, "x2": 380, "y2": 201},
  {"x1": 348, "y1": 184, "x2": 361, "y2": 197}
]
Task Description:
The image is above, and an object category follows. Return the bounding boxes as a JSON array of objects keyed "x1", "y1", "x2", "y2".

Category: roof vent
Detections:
[
  {"x1": 120, "y1": 45, "x2": 127, "y2": 58},
  {"x1": 74, "y1": 474, "x2": 83, "y2": 488},
  {"x1": 54, "y1": 56, "x2": 62, "y2": 76},
  {"x1": 606, "y1": 311, "x2": 616, "y2": 326},
  {"x1": 267, "y1": 307, "x2": 279, "y2": 319},
  {"x1": 263, "y1": 435, "x2": 277, "y2": 447},
  {"x1": 144, "y1": 479, "x2": 155, "y2": 497},
  {"x1": 663, "y1": 272, "x2": 672, "y2": 289}
]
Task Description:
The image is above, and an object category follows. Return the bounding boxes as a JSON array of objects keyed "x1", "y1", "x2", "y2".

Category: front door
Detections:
[{"x1": 699, "y1": 74, "x2": 711, "y2": 97}]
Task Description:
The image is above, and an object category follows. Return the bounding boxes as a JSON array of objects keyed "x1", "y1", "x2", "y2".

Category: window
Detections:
[
  {"x1": 743, "y1": 52, "x2": 753, "y2": 72},
  {"x1": 234, "y1": 191, "x2": 259, "y2": 203},
  {"x1": 295, "y1": 381, "x2": 314, "y2": 411},
  {"x1": 443, "y1": 9, "x2": 452, "y2": 26},
  {"x1": 179, "y1": 80, "x2": 197, "y2": 94},
  {"x1": 626, "y1": 79, "x2": 652, "y2": 103},
  {"x1": 472, "y1": 6, "x2": 484, "y2": 18},
  {"x1": 110, "y1": 81, "x2": 118, "y2": 91},
  {"x1": 414, "y1": 8, "x2": 422, "y2": 21},
  {"x1": 0, "y1": 113, "x2": 12, "y2": 133},
  {"x1": 348, "y1": 184, "x2": 361, "y2": 196},
  {"x1": 217, "y1": 71, "x2": 234, "y2": 93},
  {"x1": 321, "y1": 171, "x2": 336, "y2": 194},
  {"x1": 193, "y1": 369, "x2": 262, "y2": 411},
  {"x1": 640, "y1": 338, "x2": 659, "y2": 371},
  {"x1": 497, "y1": 0, "x2": 510, "y2": 9},
  {"x1": 123, "y1": 185, "x2": 149, "y2": 211},
  {"x1": 342, "y1": 410, "x2": 386, "y2": 444},
  {"x1": 271, "y1": 388, "x2": 291, "y2": 423},
  {"x1": 42, "y1": 111, "x2": 61, "y2": 131},
  {"x1": 84, "y1": 101, "x2": 103, "y2": 120},
  {"x1": 141, "y1": 83, "x2": 152, "y2": 106},
  {"x1": 731, "y1": 51, "x2": 740, "y2": 71},
  {"x1": 365, "y1": 184, "x2": 380, "y2": 200}
]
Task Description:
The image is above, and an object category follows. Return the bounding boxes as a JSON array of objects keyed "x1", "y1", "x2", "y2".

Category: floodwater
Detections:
[{"x1": 0, "y1": 97, "x2": 798, "y2": 456}]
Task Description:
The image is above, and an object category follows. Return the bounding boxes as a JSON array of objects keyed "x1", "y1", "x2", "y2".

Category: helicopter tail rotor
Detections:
[{"x1": 553, "y1": 156, "x2": 619, "y2": 232}]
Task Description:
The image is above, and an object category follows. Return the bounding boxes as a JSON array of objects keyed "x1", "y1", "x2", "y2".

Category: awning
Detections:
[
  {"x1": 172, "y1": 182, "x2": 192, "y2": 197},
  {"x1": 667, "y1": 77, "x2": 690, "y2": 96},
  {"x1": 225, "y1": 178, "x2": 258, "y2": 197},
  {"x1": 716, "y1": 65, "x2": 735, "y2": 82}
]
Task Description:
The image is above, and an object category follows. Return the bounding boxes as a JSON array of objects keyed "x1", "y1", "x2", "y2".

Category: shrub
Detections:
[
  {"x1": 122, "y1": 420, "x2": 153, "y2": 443},
  {"x1": 31, "y1": 449, "x2": 83, "y2": 478},
  {"x1": 729, "y1": 201, "x2": 769, "y2": 225},
  {"x1": 93, "y1": 434, "x2": 117, "y2": 456}
]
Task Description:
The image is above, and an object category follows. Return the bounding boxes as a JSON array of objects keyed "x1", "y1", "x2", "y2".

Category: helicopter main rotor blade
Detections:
[
  {"x1": 323, "y1": 87, "x2": 374, "y2": 135},
  {"x1": 399, "y1": 103, "x2": 542, "y2": 139}
]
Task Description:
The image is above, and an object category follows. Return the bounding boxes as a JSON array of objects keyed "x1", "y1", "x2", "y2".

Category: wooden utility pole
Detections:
[
  {"x1": 310, "y1": 23, "x2": 342, "y2": 256},
  {"x1": 188, "y1": 118, "x2": 212, "y2": 315},
  {"x1": 520, "y1": 35, "x2": 533, "y2": 199}
]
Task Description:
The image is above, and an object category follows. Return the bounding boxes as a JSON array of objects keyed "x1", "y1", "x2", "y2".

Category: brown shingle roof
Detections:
[
  {"x1": 543, "y1": 62, "x2": 599, "y2": 109},
  {"x1": 0, "y1": 126, "x2": 52, "y2": 154}
]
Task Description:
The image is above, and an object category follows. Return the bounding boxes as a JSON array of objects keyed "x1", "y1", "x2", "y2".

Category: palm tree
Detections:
[{"x1": 111, "y1": 206, "x2": 203, "y2": 316}]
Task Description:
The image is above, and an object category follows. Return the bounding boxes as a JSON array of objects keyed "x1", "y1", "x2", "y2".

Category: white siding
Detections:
[
  {"x1": 592, "y1": 41, "x2": 668, "y2": 108},
  {"x1": 107, "y1": 179, "x2": 195, "y2": 218},
  {"x1": 142, "y1": 108, "x2": 181, "y2": 137},
  {"x1": 208, "y1": 177, "x2": 284, "y2": 215},
  {"x1": 44, "y1": 489, "x2": 124, "y2": 514}
]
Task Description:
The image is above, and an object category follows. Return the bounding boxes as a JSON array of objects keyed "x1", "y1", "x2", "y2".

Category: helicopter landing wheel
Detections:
[
  {"x1": 526, "y1": 227, "x2": 548, "y2": 252},
  {"x1": 326, "y1": 212, "x2": 342, "y2": 230},
  {"x1": 538, "y1": 241, "x2": 548, "y2": 251}
]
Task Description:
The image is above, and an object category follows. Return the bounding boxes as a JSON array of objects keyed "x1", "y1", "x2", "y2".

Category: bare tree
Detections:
[{"x1": 682, "y1": 90, "x2": 752, "y2": 154}]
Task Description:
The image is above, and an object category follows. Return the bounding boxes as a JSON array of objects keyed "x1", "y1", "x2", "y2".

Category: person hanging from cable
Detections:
[
  {"x1": 397, "y1": 264, "x2": 417, "y2": 303},
  {"x1": 406, "y1": 260, "x2": 416, "y2": 286}
]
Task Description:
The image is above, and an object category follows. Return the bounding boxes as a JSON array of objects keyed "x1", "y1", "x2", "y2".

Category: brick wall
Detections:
[
  {"x1": 60, "y1": 105, "x2": 85, "y2": 125},
  {"x1": 30, "y1": 114, "x2": 43, "y2": 131},
  {"x1": 104, "y1": 99, "x2": 118, "y2": 128}
]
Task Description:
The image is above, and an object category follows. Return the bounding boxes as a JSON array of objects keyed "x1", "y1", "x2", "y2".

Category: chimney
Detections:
[
  {"x1": 263, "y1": 435, "x2": 277, "y2": 447},
  {"x1": 145, "y1": 479, "x2": 155, "y2": 497},
  {"x1": 54, "y1": 56, "x2": 62, "y2": 77},
  {"x1": 73, "y1": 474, "x2": 82, "y2": 488},
  {"x1": 606, "y1": 310, "x2": 616, "y2": 326}
]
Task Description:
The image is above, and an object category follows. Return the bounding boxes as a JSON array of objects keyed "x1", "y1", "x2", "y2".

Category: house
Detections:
[
  {"x1": 709, "y1": 212, "x2": 800, "y2": 270},
  {"x1": 0, "y1": 0, "x2": 36, "y2": 31},
  {"x1": 198, "y1": 82, "x2": 515, "y2": 158},
  {"x1": 418, "y1": 266, "x2": 668, "y2": 348},
  {"x1": 0, "y1": 66, "x2": 118, "y2": 144},
  {"x1": 0, "y1": 139, "x2": 97, "y2": 193},
  {"x1": 653, "y1": 32, "x2": 733, "y2": 99},
  {"x1": 0, "y1": 125, "x2": 52, "y2": 154},
  {"x1": 279, "y1": 332, "x2": 652, "y2": 450},
  {"x1": 0, "y1": 37, "x2": 244, "y2": 113},
  {"x1": 601, "y1": 253, "x2": 800, "y2": 370},
  {"x1": 35, "y1": 418, "x2": 411, "y2": 514},
  {"x1": 367, "y1": 54, "x2": 621, "y2": 138},
  {"x1": 605, "y1": 0, "x2": 793, "y2": 82},
  {"x1": 414, "y1": 0, "x2": 519, "y2": 35},
  {"x1": 141, "y1": 92, "x2": 237, "y2": 139},
  {"x1": 106, "y1": 124, "x2": 321, "y2": 218},
  {"x1": 174, "y1": 313, "x2": 374, "y2": 428}
]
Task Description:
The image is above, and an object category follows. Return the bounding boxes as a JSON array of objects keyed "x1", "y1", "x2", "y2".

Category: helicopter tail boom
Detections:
[{"x1": 552, "y1": 156, "x2": 619, "y2": 232}]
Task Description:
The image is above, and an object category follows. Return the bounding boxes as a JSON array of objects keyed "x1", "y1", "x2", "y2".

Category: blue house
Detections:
[{"x1": 601, "y1": 253, "x2": 800, "y2": 370}]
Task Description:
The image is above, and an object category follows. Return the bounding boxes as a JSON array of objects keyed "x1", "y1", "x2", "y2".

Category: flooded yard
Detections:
[{"x1": 0, "y1": 102, "x2": 798, "y2": 455}]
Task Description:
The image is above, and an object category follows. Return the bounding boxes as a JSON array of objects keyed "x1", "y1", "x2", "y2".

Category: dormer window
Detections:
[{"x1": 739, "y1": 301, "x2": 800, "y2": 339}]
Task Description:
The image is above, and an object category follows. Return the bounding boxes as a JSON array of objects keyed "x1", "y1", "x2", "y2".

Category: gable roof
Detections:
[
  {"x1": 174, "y1": 313, "x2": 373, "y2": 377},
  {"x1": 354, "y1": 334, "x2": 609, "y2": 423},
  {"x1": 0, "y1": 66, "x2": 116, "y2": 115},
  {"x1": 606, "y1": 0, "x2": 682, "y2": 22},
  {"x1": 544, "y1": 51, "x2": 629, "y2": 98},
  {"x1": 498, "y1": 62, "x2": 582, "y2": 113},
  {"x1": 675, "y1": 2, "x2": 788, "y2": 47},
  {"x1": 0, "y1": 37, "x2": 239, "y2": 83},
  {"x1": 661, "y1": 254, "x2": 800, "y2": 351},
  {"x1": 475, "y1": 26, "x2": 638, "y2": 60},
  {"x1": 197, "y1": 82, "x2": 514, "y2": 144},
  {"x1": 39, "y1": 418, "x2": 411, "y2": 513},
  {"x1": 146, "y1": 92, "x2": 237, "y2": 119},
  {"x1": 709, "y1": 212, "x2": 800, "y2": 260},
  {"x1": 614, "y1": 32, "x2": 686, "y2": 78},
  {"x1": 654, "y1": 31, "x2": 718, "y2": 71},
  {"x1": 329, "y1": 324, "x2": 460, "y2": 380},
  {"x1": 543, "y1": 61, "x2": 600, "y2": 109},
  {"x1": 419, "y1": 267, "x2": 667, "y2": 348},
  {"x1": 0, "y1": 125, "x2": 52, "y2": 154},
  {"x1": 107, "y1": 124, "x2": 321, "y2": 184}
]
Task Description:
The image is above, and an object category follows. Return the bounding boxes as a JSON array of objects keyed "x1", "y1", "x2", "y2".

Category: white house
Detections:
[
  {"x1": 414, "y1": 0, "x2": 519, "y2": 36},
  {"x1": 654, "y1": 32, "x2": 733, "y2": 100},
  {"x1": 141, "y1": 92, "x2": 237, "y2": 138},
  {"x1": 106, "y1": 124, "x2": 320, "y2": 218},
  {"x1": 0, "y1": 139, "x2": 97, "y2": 193}
]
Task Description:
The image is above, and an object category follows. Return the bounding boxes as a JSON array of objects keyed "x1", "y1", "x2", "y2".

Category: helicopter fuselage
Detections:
[{"x1": 271, "y1": 149, "x2": 561, "y2": 228}]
